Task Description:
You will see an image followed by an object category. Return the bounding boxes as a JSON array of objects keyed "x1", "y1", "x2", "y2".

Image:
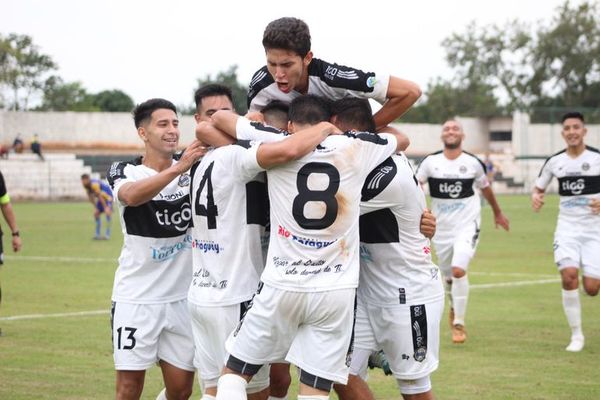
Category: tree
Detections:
[
  {"x1": 91, "y1": 89, "x2": 134, "y2": 112},
  {"x1": 0, "y1": 33, "x2": 57, "y2": 110},
  {"x1": 195, "y1": 65, "x2": 248, "y2": 114},
  {"x1": 37, "y1": 76, "x2": 98, "y2": 111}
]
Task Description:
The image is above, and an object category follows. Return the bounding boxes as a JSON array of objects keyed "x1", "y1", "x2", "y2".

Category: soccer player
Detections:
[
  {"x1": 81, "y1": 173, "x2": 113, "y2": 240},
  {"x1": 416, "y1": 119, "x2": 509, "y2": 344},
  {"x1": 210, "y1": 95, "x2": 406, "y2": 400},
  {"x1": 327, "y1": 98, "x2": 443, "y2": 400},
  {"x1": 0, "y1": 170, "x2": 22, "y2": 336},
  {"x1": 107, "y1": 98, "x2": 205, "y2": 400},
  {"x1": 531, "y1": 111, "x2": 600, "y2": 352},
  {"x1": 247, "y1": 17, "x2": 421, "y2": 132}
]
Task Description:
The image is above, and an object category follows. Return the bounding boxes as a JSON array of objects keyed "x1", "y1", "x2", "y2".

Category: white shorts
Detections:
[
  {"x1": 188, "y1": 301, "x2": 269, "y2": 392},
  {"x1": 226, "y1": 284, "x2": 356, "y2": 385},
  {"x1": 111, "y1": 300, "x2": 194, "y2": 371},
  {"x1": 350, "y1": 296, "x2": 443, "y2": 380},
  {"x1": 433, "y1": 220, "x2": 481, "y2": 276},
  {"x1": 554, "y1": 229, "x2": 600, "y2": 279}
]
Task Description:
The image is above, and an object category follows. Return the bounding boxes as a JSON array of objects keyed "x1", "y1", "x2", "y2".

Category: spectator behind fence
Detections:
[
  {"x1": 30, "y1": 134, "x2": 44, "y2": 161},
  {"x1": 12, "y1": 135, "x2": 24, "y2": 154}
]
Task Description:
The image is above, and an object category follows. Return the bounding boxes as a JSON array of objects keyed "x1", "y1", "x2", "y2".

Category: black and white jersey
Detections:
[
  {"x1": 359, "y1": 154, "x2": 443, "y2": 306},
  {"x1": 415, "y1": 151, "x2": 488, "y2": 234},
  {"x1": 107, "y1": 157, "x2": 193, "y2": 304},
  {"x1": 247, "y1": 58, "x2": 390, "y2": 112},
  {"x1": 535, "y1": 146, "x2": 600, "y2": 227},
  {"x1": 234, "y1": 117, "x2": 398, "y2": 291},
  {"x1": 187, "y1": 143, "x2": 268, "y2": 307}
]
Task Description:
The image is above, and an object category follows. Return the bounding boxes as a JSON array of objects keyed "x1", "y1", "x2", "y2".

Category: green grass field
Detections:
[{"x1": 0, "y1": 195, "x2": 598, "y2": 399}]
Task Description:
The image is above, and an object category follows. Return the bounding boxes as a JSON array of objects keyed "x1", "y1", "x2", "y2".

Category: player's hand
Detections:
[
  {"x1": 419, "y1": 208, "x2": 436, "y2": 239},
  {"x1": 319, "y1": 121, "x2": 342, "y2": 136},
  {"x1": 590, "y1": 198, "x2": 600, "y2": 214},
  {"x1": 494, "y1": 212, "x2": 510, "y2": 231},
  {"x1": 245, "y1": 112, "x2": 265, "y2": 124},
  {"x1": 12, "y1": 235, "x2": 22, "y2": 252},
  {"x1": 531, "y1": 191, "x2": 544, "y2": 212},
  {"x1": 176, "y1": 140, "x2": 207, "y2": 173}
]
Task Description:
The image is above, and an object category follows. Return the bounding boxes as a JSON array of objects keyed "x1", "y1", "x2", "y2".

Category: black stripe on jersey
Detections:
[
  {"x1": 308, "y1": 58, "x2": 377, "y2": 93},
  {"x1": 343, "y1": 131, "x2": 389, "y2": 145},
  {"x1": 250, "y1": 121, "x2": 286, "y2": 135},
  {"x1": 415, "y1": 150, "x2": 443, "y2": 176},
  {"x1": 359, "y1": 208, "x2": 399, "y2": 244},
  {"x1": 247, "y1": 66, "x2": 274, "y2": 108},
  {"x1": 361, "y1": 157, "x2": 397, "y2": 201},
  {"x1": 428, "y1": 177, "x2": 475, "y2": 199},
  {"x1": 538, "y1": 149, "x2": 567, "y2": 177},
  {"x1": 235, "y1": 140, "x2": 253, "y2": 149},
  {"x1": 462, "y1": 150, "x2": 487, "y2": 173},
  {"x1": 106, "y1": 157, "x2": 142, "y2": 189},
  {"x1": 246, "y1": 179, "x2": 269, "y2": 226},
  {"x1": 586, "y1": 145, "x2": 600, "y2": 154},
  {"x1": 557, "y1": 175, "x2": 600, "y2": 196},
  {"x1": 123, "y1": 197, "x2": 191, "y2": 238},
  {"x1": 410, "y1": 304, "x2": 428, "y2": 362}
]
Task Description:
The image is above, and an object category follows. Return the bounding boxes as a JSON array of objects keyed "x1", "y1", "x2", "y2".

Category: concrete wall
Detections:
[{"x1": 0, "y1": 111, "x2": 197, "y2": 150}]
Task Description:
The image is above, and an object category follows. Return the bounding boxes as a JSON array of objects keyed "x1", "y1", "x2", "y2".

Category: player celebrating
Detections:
[
  {"x1": 247, "y1": 17, "x2": 421, "y2": 131},
  {"x1": 326, "y1": 98, "x2": 443, "y2": 400},
  {"x1": 81, "y1": 173, "x2": 113, "y2": 240},
  {"x1": 210, "y1": 95, "x2": 406, "y2": 400},
  {"x1": 416, "y1": 119, "x2": 509, "y2": 344},
  {"x1": 531, "y1": 111, "x2": 600, "y2": 352},
  {"x1": 107, "y1": 98, "x2": 205, "y2": 400}
]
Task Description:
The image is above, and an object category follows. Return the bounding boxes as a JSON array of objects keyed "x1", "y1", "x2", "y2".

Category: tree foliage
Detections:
[
  {"x1": 408, "y1": 0, "x2": 600, "y2": 123},
  {"x1": 0, "y1": 33, "x2": 57, "y2": 110},
  {"x1": 195, "y1": 65, "x2": 248, "y2": 114},
  {"x1": 91, "y1": 89, "x2": 135, "y2": 112}
]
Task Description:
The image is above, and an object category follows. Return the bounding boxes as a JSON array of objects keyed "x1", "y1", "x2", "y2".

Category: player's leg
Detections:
[
  {"x1": 218, "y1": 285, "x2": 295, "y2": 400},
  {"x1": 94, "y1": 204, "x2": 102, "y2": 239},
  {"x1": 397, "y1": 376, "x2": 434, "y2": 400},
  {"x1": 287, "y1": 289, "x2": 356, "y2": 399},
  {"x1": 116, "y1": 370, "x2": 146, "y2": 400},
  {"x1": 104, "y1": 203, "x2": 112, "y2": 239},
  {"x1": 112, "y1": 302, "x2": 163, "y2": 399},
  {"x1": 268, "y1": 363, "x2": 291, "y2": 400},
  {"x1": 334, "y1": 296, "x2": 377, "y2": 400},
  {"x1": 449, "y1": 223, "x2": 479, "y2": 343},
  {"x1": 431, "y1": 238, "x2": 453, "y2": 328},
  {"x1": 157, "y1": 300, "x2": 195, "y2": 399},
  {"x1": 581, "y1": 236, "x2": 600, "y2": 296}
]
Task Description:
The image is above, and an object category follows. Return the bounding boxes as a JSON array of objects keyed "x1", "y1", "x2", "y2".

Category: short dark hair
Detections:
[
  {"x1": 261, "y1": 100, "x2": 289, "y2": 129},
  {"x1": 194, "y1": 84, "x2": 234, "y2": 110},
  {"x1": 262, "y1": 17, "x2": 311, "y2": 58},
  {"x1": 288, "y1": 95, "x2": 331, "y2": 126},
  {"x1": 132, "y1": 98, "x2": 177, "y2": 128},
  {"x1": 81, "y1": 173, "x2": 90, "y2": 180},
  {"x1": 561, "y1": 111, "x2": 585, "y2": 124},
  {"x1": 331, "y1": 98, "x2": 376, "y2": 133}
]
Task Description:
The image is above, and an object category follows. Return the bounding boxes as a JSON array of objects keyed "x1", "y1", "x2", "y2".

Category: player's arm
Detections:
[
  {"x1": 590, "y1": 198, "x2": 600, "y2": 214},
  {"x1": 195, "y1": 121, "x2": 235, "y2": 147},
  {"x1": 117, "y1": 140, "x2": 205, "y2": 207},
  {"x1": 373, "y1": 76, "x2": 421, "y2": 131},
  {"x1": 0, "y1": 201, "x2": 22, "y2": 252},
  {"x1": 256, "y1": 122, "x2": 340, "y2": 169},
  {"x1": 480, "y1": 186, "x2": 510, "y2": 231},
  {"x1": 419, "y1": 208, "x2": 436, "y2": 239},
  {"x1": 377, "y1": 124, "x2": 409, "y2": 152},
  {"x1": 210, "y1": 110, "x2": 240, "y2": 138},
  {"x1": 531, "y1": 186, "x2": 546, "y2": 212}
]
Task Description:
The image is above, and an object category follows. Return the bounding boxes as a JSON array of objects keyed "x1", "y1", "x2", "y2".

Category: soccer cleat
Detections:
[
  {"x1": 448, "y1": 307, "x2": 455, "y2": 328},
  {"x1": 452, "y1": 324, "x2": 467, "y2": 344},
  {"x1": 565, "y1": 335, "x2": 584, "y2": 352},
  {"x1": 368, "y1": 350, "x2": 393, "y2": 376},
  {"x1": 93, "y1": 236, "x2": 102, "y2": 240}
]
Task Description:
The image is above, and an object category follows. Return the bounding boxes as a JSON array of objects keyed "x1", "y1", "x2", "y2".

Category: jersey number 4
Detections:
[
  {"x1": 292, "y1": 162, "x2": 340, "y2": 230},
  {"x1": 194, "y1": 161, "x2": 218, "y2": 229}
]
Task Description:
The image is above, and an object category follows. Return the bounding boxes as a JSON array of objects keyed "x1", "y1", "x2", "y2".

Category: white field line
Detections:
[
  {"x1": 470, "y1": 271, "x2": 557, "y2": 278},
  {"x1": 0, "y1": 278, "x2": 560, "y2": 321},
  {"x1": 4, "y1": 255, "x2": 115, "y2": 263},
  {"x1": 0, "y1": 310, "x2": 107, "y2": 321}
]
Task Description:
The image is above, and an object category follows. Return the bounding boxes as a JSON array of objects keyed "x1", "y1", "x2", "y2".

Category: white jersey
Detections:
[
  {"x1": 415, "y1": 151, "x2": 489, "y2": 234},
  {"x1": 107, "y1": 157, "x2": 193, "y2": 304},
  {"x1": 535, "y1": 146, "x2": 600, "y2": 231},
  {"x1": 247, "y1": 58, "x2": 390, "y2": 112},
  {"x1": 187, "y1": 143, "x2": 268, "y2": 307},
  {"x1": 235, "y1": 118, "x2": 398, "y2": 291},
  {"x1": 359, "y1": 154, "x2": 443, "y2": 306}
]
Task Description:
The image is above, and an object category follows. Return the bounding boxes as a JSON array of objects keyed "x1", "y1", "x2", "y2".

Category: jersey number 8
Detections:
[{"x1": 292, "y1": 162, "x2": 340, "y2": 230}]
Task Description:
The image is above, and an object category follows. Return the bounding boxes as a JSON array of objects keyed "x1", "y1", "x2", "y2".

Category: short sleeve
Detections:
[
  {"x1": 107, "y1": 161, "x2": 136, "y2": 206},
  {"x1": 535, "y1": 157, "x2": 554, "y2": 190},
  {"x1": 236, "y1": 118, "x2": 286, "y2": 143},
  {"x1": 473, "y1": 158, "x2": 490, "y2": 189},
  {"x1": 356, "y1": 132, "x2": 398, "y2": 174},
  {"x1": 415, "y1": 158, "x2": 430, "y2": 184}
]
